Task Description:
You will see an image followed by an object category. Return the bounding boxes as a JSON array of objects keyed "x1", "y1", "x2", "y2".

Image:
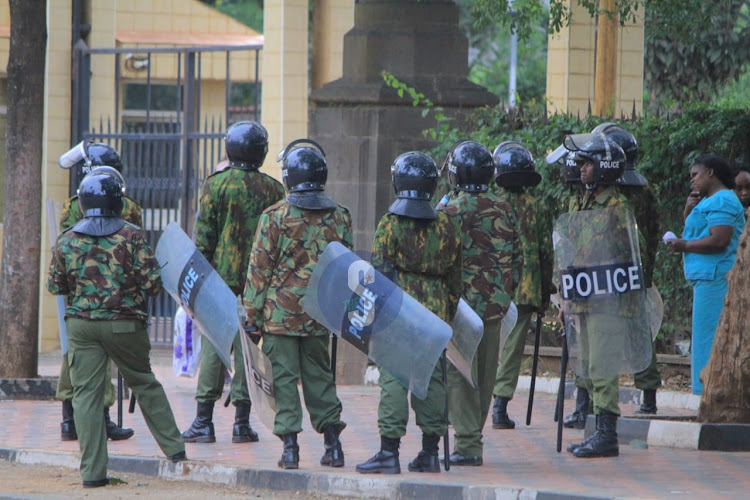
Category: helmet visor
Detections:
[
  {"x1": 563, "y1": 133, "x2": 610, "y2": 155},
  {"x1": 545, "y1": 144, "x2": 568, "y2": 165},
  {"x1": 59, "y1": 141, "x2": 88, "y2": 170}
]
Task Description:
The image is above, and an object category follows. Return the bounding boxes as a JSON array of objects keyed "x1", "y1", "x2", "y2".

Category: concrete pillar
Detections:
[
  {"x1": 311, "y1": 0, "x2": 354, "y2": 90},
  {"x1": 309, "y1": 0, "x2": 498, "y2": 384}
]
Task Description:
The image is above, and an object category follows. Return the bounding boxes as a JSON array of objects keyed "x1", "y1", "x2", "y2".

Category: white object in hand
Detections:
[{"x1": 662, "y1": 231, "x2": 677, "y2": 243}]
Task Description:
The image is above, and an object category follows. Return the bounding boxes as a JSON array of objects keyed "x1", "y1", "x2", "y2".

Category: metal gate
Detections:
[{"x1": 71, "y1": 42, "x2": 262, "y2": 345}]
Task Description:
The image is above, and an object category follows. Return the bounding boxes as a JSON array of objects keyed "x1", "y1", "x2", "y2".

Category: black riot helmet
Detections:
[
  {"x1": 59, "y1": 141, "x2": 123, "y2": 176},
  {"x1": 591, "y1": 123, "x2": 647, "y2": 187},
  {"x1": 493, "y1": 141, "x2": 541, "y2": 188},
  {"x1": 277, "y1": 139, "x2": 336, "y2": 210},
  {"x1": 563, "y1": 151, "x2": 581, "y2": 184},
  {"x1": 564, "y1": 132, "x2": 626, "y2": 187},
  {"x1": 446, "y1": 140, "x2": 495, "y2": 192},
  {"x1": 224, "y1": 121, "x2": 269, "y2": 170},
  {"x1": 389, "y1": 151, "x2": 438, "y2": 220},
  {"x1": 77, "y1": 169, "x2": 125, "y2": 218}
]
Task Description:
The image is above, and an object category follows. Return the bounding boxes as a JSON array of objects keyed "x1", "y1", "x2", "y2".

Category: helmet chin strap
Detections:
[{"x1": 585, "y1": 182, "x2": 597, "y2": 191}]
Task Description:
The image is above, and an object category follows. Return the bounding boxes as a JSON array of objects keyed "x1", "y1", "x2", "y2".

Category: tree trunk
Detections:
[
  {"x1": 698, "y1": 218, "x2": 750, "y2": 422},
  {"x1": 0, "y1": 0, "x2": 47, "y2": 378}
]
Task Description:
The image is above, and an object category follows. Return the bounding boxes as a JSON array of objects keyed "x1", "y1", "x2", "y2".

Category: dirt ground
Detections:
[{"x1": 0, "y1": 460, "x2": 349, "y2": 499}]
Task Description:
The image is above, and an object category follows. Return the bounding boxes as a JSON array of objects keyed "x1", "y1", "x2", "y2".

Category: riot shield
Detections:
[
  {"x1": 46, "y1": 198, "x2": 68, "y2": 354},
  {"x1": 446, "y1": 299, "x2": 484, "y2": 388},
  {"x1": 155, "y1": 222, "x2": 235, "y2": 370},
  {"x1": 553, "y1": 206, "x2": 651, "y2": 378},
  {"x1": 646, "y1": 287, "x2": 664, "y2": 341},
  {"x1": 237, "y1": 297, "x2": 276, "y2": 431},
  {"x1": 497, "y1": 301, "x2": 519, "y2": 354},
  {"x1": 304, "y1": 242, "x2": 453, "y2": 400}
]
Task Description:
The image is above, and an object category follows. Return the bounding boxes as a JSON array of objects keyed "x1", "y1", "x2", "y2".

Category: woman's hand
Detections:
[{"x1": 666, "y1": 238, "x2": 687, "y2": 254}]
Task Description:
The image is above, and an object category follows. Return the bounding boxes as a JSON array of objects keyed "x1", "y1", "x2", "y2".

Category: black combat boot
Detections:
[
  {"x1": 232, "y1": 402, "x2": 259, "y2": 443},
  {"x1": 61, "y1": 399, "x2": 77, "y2": 441},
  {"x1": 636, "y1": 389, "x2": 658, "y2": 415},
  {"x1": 573, "y1": 412, "x2": 619, "y2": 458},
  {"x1": 566, "y1": 415, "x2": 599, "y2": 453},
  {"x1": 563, "y1": 388, "x2": 590, "y2": 429},
  {"x1": 356, "y1": 436, "x2": 401, "y2": 474},
  {"x1": 181, "y1": 401, "x2": 216, "y2": 443},
  {"x1": 104, "y1": 407, "x2": 134, "y2": 441},
  {"x1": 320, "y1": 425, "x2": 344, "y2": 467},
  {"x1": 408, "y1": 434, "x2": 441, "y2": 473},
  {"x1": 277, "y1": 433, "x2": 299, "y2": 469},
  {"x1": 492, "y1": 396, "x2": 516, "y2": 429}
]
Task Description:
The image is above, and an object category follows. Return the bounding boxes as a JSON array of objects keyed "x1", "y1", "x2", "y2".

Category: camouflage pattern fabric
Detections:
[
  {"x1": 496, "y1": 188, "x2": 553, "y2": 312},
  {"x1": 60, "y1": 195, "x2": 143, "y2": 232},
  {"x1": 46, "y1": 223, "x2": 162, "y2": 320},
  {"x1": 244, "y1": 201, "x2": 353, "y2": 336},
  {"x1": 441, "y1": 189, "x2": 521, "y2": 322},
  {"x1": 371, "y1": 212, "x2": 462, "y2": 324},
  {"x1": 619, "y1": 184, "x2": 659, "y2": 288},
  {"x1": 195, "y1": 168, "x2": 285, "y2": 295}
]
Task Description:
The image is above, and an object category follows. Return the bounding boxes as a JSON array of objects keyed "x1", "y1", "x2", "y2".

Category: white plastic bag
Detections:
[{"x1": 173, "y1": 307, "x2": 202, "y2": 377}]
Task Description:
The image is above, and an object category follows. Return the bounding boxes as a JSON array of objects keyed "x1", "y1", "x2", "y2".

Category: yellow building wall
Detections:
[{"x1": 546, "y1": 0, "x2": 644, "y2": 117}]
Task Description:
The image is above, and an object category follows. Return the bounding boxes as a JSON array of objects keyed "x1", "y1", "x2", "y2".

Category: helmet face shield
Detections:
[
  {"x1": 546, "y1": 144, "x2": 569, "y2": 165},
  {"x1": 59, "y1": 141, "x2": 88, "y2": 170}
]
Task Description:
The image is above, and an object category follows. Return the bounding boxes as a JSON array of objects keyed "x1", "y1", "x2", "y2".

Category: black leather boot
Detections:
[
  {"x1": 232, "y1": 402, "x2": 259, "y2": 443},
  {"x1": 356, "y1": 436, "x2": 401, "y2": 474},
  {"x1": 573, "y1": 412, "x2": 619, "y2": 458},
  {"x1": 61, "y1": 400, "x2": 77, "y2": 441},
  {"x1": 104, "y1": 407, "x2": 134, "y2": 441},
  {"x1": 563, "y1": 388, "x2": 590, "y2": 429},
  {"x1": 491, "y1": 396, "x2": 516, "y2": 429},
  {"x1": 277, "y1": 433, "x2": 299, "y2": 469},
  {"x1": 408, "y1": 434, "x2": 441, "y2": 473},
  {"x1": 636, "y1": 389, "x2": 658, "y2": 415},
  {"x1": 566, "y1": 415, "x2": 599, "y2": 453},
  {"x1": 320, "y1": 425, "x2": 344, "y2": 467},
  {"x1": 181, "y1": 401, "x2": 216, "y2": 443}
]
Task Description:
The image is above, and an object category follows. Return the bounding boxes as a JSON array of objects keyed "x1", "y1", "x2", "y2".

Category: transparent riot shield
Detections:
[
  {"x1": 304, "y1": 242, "x2": 453, "y2": 400},
  {"x1": 497, "y1": 301, "x2": 519, "y2": 355},
  {"x1": 446, "y1": 299, "x2": 484, "y2": 388},
  {"x1": 553, "y1": 206, "x2": 651, "y2": 378},
  {"x1": 155, "y1": 222, "x2": 235, "y2": 370},
  {"x1": 237, "y1": 297, "x2": 276, "y2": 431},
  {"x1": 646, "y1": 287, "x2": 664, "y2": 341},
  {"x1": 46, "y1": 198, "x2": 68, "y2": 354}
]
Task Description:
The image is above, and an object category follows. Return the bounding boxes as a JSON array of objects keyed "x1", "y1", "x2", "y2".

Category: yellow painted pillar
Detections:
[
  {"x1": 594, "y1": 0, "x2": 618, "y2": 116},
  {"x1": 311, "y1": 0, "x2": 354, "y2": 90}
]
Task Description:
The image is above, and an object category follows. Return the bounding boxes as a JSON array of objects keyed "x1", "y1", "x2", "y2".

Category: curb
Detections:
[
  {"x1": 0, "y1": 378, "x2": 58, "y2": 400},
  {"x1": 0, "y1": 446, "x2": 612, "y2": 500}
]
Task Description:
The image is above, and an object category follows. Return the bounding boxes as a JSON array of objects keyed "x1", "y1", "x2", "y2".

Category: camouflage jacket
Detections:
[
  {"x1": 496, "y1": 188, "x2": 553, "y2": 312},
  {"x1": 244, "y1": 201, "x2": 353, "y2": 336},
  {"x1": 60, "y1": 195, "x2": 142, "y2": 232},
  {"x1": 619, "y1": 184, "x2": 659, "y2": 288},
  {"x1": 371, "y1": 212, "x2": 462, "y2": 324},
  {"x1": 46, "y1": 223, "x2": 162, "y2": 320},
  {"x1": 195, "y1": 168, "x2": 285, "y2": 295},
  {"x1": 441, "y1": 189, "x2": 521, "y2": 322}
]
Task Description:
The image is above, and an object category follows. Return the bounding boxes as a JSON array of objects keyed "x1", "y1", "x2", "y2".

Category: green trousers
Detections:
[
  {"x1": 262, "y1": 333, "x2": 344, "y2": 436},
  {"x1": 195, "y1": 331, "x2": 249, "y2": 405},
  {"x1": 67, "y1": 317, "x2": 184, "y2": 482},
  {"x1": 447, "y1": 317, "x2": 501, "y2": 457},
  {"x1": 494, "y1": 306, "x2": 534, "y2": 399},
  {"x1": 57, "y1": 353, "x2": 116, "y2": 407},
  {"x1": 378, "y1": 362, "x2": 446, "y2": 440},
  {"x1": 634, "y1": 340, "x2": 661, "y2": 390}
]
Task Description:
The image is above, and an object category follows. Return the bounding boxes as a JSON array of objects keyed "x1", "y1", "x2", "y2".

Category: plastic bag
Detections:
[{"x1": 173, "y1": 306, "x2": 202, "y2": 377}]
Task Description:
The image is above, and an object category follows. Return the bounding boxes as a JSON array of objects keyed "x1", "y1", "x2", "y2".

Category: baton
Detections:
[
  {"x1": 555, "y1": 326, "x2": 569, "y2": 453},
  {"x1": 526, "y1": 314, "x2": 542, "y2": 426},
  {"x1": 441, "y1": 350, "x2": 450, "y2": 471},
  {"x1": 117, "y1": 371, "x2": 124, "y2": 426},
  {"x1": 129, "y1": 393, "x2": 136, "y2": 413},
  {"x1": 331, "y1": 334, "x2": 338, "y2": 383}
]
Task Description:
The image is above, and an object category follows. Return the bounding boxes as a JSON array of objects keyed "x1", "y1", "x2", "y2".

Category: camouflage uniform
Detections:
[
  {"x1": 441, "y1": 188, "x2": 521, "y2": 458},
  {"x1": 370, "y1": 212, "x2": 462, "y2": 440},
  {"x1": 193, "y1": 168, "x2": 285, "y2": 407},
  {"x1": 244, "y1": 200, "x2": 352, "y2": 436},
  {"x1": 47, "y1": 223, "x2": 184, "y2": 483},
  {"x1": 56, "y1": 195, "x2": 143, "y2": 407},
  {"x1": 493, "y1": 187, "x2": 554, "y2": 403}
]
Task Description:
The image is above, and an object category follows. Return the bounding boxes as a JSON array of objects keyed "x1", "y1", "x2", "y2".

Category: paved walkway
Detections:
[{"x1": 1, "y1": 349, "x2": 748, "y2": 499}]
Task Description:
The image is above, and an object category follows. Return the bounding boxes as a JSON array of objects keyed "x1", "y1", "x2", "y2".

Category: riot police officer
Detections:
[
  {"x1": 55, "y1": 142, "x2": 141, "y2": 442},
  {"x1": 440, "y1": 141, "x2": 522, "y2": 466},
  {"x1": 182, "y1": 121, "x2": 285, "y2": 444},
  {"x1": 356, "y1": 152, "x2": 462, "y2": 474},
  {"x1": 244, "y1": 139, "x2": 350, "y2": 470},
  {"x1": 491, "y1": 141, "x2": 553, "y2": 430},
  {"x1": 47, "y1": 169, "x2": 186, "y2": 487}
]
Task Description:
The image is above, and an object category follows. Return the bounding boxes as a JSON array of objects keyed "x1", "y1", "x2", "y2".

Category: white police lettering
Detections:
[
  {"x1": 346, "y1": 259, "x2": 380, "y2": 340},
  {"x1": 599, "y1": 160, "x2": 620, "y2": 170},
  {"x1": 561, "y1": 263, "x2": 642, "y2": 300},
  {"x1": 179, "y1": 267, "x2": 200, "y2": 305}
]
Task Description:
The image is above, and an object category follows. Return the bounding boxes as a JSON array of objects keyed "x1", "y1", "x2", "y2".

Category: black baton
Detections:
[
  {"x1": 526, "y1": 314, "x2": 542, "y2": 426},
  {"x1": 555, "y1": 327, "x2": 569, "y2": 453},
  {"x1": 117, "y1": 371, "x2": 124, "y2": 426}
]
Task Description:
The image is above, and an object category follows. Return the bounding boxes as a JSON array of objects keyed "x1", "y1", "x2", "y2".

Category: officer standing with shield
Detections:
[
  {"x1": 440, "y1": 141, "x2": 521, "y2": 466},
  {"x1": 55, "y1": 142, "x2": 141, "y2": 442},
  {"x1": 556, "y1": 132, "x2": 650, "y2": 458},
  {"x1": 243, "y1": 139, "x2": 351, "y2": 470},
  {"x1": 490, "y1": 141, "x2": 553, "y2": 430},
  {"x1": 46, "y1": 169, "x2": 186, "y2": 488},
  {"x1": 182, "y1": 121, "x2": 284, "y2": 444},
  {"x1": 356, "y1": 152, "x2": 462, "y2": 475}
]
